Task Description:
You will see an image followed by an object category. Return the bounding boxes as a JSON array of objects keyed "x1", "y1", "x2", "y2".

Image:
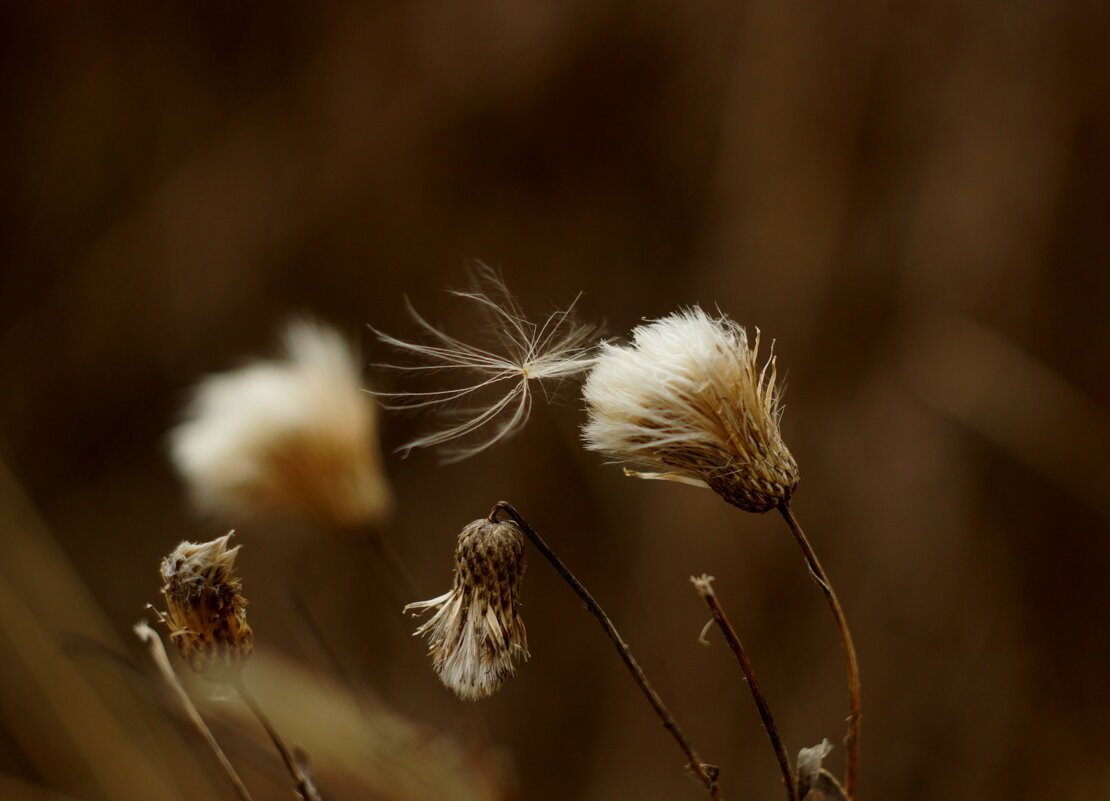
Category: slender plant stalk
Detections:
[
  {"x1": 360, "y1": 525, "x2": 421, "y2": 600},
  {"x1": 492, "y1": 501, "x2": 724, "y2": 800},
  {"x1": 691, "y1": 575, "x2": 797, "y2": 801},
  {"x1": 287, "y1": 588, "x2": 363, "y2": 703},
  {"x1": 778, "y1": 503, "x2": 861, "y2": 798},
  {"x1": 234, "y1": 678, "x2": 323, "y2": 801},
  {"x1": 133, "y1": 621, "x2": 255, "y2": 801}
]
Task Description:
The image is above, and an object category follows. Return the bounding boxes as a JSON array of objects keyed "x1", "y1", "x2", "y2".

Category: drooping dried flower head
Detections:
[
  {"x1": 159, "y1": 533, "x2": 253, "y2": 680},
  {"x1": 372, "y1": 265, "x2": 600, "y2": 462},
  {"x1": 171, "y1": 320, "x2": 391, "y2": 527},
  {"x1": 582, "y1": 307, "x2": 798, "y2": 513},
  {"x1": 404, "y1": 516, "x2": 528, "y2": 700}
]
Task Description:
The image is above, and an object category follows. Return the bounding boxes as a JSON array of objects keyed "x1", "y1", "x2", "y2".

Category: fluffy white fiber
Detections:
[
  {"x1": 171, "y1": 320, "x2": 391, "y2": 526},
  {"x1": 582, "y1": 307, "x2": 798, "y2": 511},
  {"x1": 373, "y1": 266, "x2": 599, "y2": 461}
]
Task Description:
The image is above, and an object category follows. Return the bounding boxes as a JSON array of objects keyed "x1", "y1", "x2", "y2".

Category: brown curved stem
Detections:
[
  {"x1": 492, "y1": 501, "x2": 724, "y2": 800},
  {"x1": 778, "y1": 503, "x2": 861, "y2": 798},
  {"x1": 133, "y1": 621, "x2": 255, "y2": 801},
  {"x1": 234, "y1": 678, "x2": 323, "y2": 801},
  {"x1": 692, "y1": 575, "x2": 797, "y2": 801}
]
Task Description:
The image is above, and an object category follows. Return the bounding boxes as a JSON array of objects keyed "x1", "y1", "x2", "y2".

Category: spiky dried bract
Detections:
[
  {"x1": 159, "y1": 533, "x2": 253, "y2": 680},
  {"x1": 372, "y1": 266, "x2": 599, "y2": 462},
  {"x1": 582, "y1": 307, "x2": 798, "y2": 513},
  {"x1": 404, "y1": 518, "x2": 528, "y2": 700},
  {"x1": 171, "y1": 320, "x2": 391, "y2": 527}
]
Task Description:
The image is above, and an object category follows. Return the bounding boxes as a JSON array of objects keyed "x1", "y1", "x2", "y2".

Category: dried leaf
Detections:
[{"x1": 796, "y1": 740, "x2": 848, "y2": 801}]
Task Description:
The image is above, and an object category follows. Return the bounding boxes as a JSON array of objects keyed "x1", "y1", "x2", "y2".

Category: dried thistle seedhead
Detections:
[
  {"x1": 158, "y1": 533, "x2": 253, "y2": 680},
  {"x1": 170, "y1": 320, "x2": 391, "y2": 527},
  {"x1": 404, "y1": 517, "x2": 528, "y2": 700},
  {"x1": 582, "y1": 307, "x2": 798, "y2": 513},
  {"x1": 372, "y1": 265, "x2": 600, "y2": 462}
]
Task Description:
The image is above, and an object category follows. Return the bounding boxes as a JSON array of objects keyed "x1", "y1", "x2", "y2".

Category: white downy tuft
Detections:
[
  {"x1": 171, "y1": 320, "x2": 391, "y2": 526},
  {"x1": 582, "y1": 307, "x2": 798, "y2": 513},
  {"x1": 372, "y1": 266, "x2": 600, "y2": 462}
]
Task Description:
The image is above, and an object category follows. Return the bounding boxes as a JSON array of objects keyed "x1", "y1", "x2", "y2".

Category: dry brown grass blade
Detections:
[
  {"x1": 191, "y1": 649, "x2": 503, "y2": 801},
  {"x1": 0, "y1": 458, "x2": 214, "y2": 801},
  {"x1": 0, "y1": 772, "x2": 82, "y2": 800},
  {"x1": 0, "y1": 574, "x2": 178, "y2": 801},
  {"x1": 903, "y1": 314, "x2": 1110, "y2": 522}
]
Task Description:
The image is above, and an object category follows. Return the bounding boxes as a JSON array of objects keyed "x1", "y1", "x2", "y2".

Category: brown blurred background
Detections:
[{"x1": 2, "y1": 1, "x2": 1109, "y2": 799}]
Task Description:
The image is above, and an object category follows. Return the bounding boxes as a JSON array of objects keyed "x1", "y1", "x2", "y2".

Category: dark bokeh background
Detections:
[{"x1": 2, "y1": 2, "x2": 1109, "y2": 800}]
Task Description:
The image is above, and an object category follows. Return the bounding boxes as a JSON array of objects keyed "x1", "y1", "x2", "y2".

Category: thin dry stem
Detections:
[
  {"x1": 360, "y1": 524, "x2": 421, "y2": 603},
  {"x1": 329, "y1": 520, "x2": 421, "y2": 614},
  {"x1": 692, "y1": 575, "x2": 796, "y2": 801},
  {"x1": 234, "y1": 678, "x2": 323, "y2": 801},
  {"x1": 133, "y1": 621, "x2": 254, "y2": 801},
  {"x1": 778, "y1": 504, "x2": 861, "y2": 798},
  {"x1": 491, "y1": 501, "x2": 724, "y2": 800},
  {"x1": 287, "y1": 588, "x2": 362, "y2": 706}
]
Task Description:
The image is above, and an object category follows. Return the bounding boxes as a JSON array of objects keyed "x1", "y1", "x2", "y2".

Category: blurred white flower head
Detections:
[
  {"x1": 171, "y1": 320, "x2": 391, "y2": 527},
  {"x1": 582, "y1": 307, "x2": 798, "y2": 513},
  {"x1": 372, "y1": 266, "x2": 600, "y2": 462}
]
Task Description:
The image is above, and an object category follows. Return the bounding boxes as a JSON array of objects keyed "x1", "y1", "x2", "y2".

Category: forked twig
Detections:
[
  {"x1": 492, "y1": 501, "x2": 724, "y2": 800},
  {"x1": 133, "y1": 621, "x2": 254, "y2": 801},
  {"x1": 692, "y1": 575, "x2": 796, "y2": 801}
]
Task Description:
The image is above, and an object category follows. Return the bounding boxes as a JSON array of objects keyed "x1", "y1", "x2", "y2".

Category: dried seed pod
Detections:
[
  {"x1": 405, "y1": 518, "x2": 528, "y2": 700},
  {"x1": 158, "y1": 533, "x2": 253, "y2": 680},
  {"x1": 582, "y1": 307, "x2": 798, "y2": 513}
]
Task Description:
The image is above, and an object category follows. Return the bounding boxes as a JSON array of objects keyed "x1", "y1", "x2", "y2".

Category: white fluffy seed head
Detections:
[
  {"x1": 582, "y1": 307, "x2": 798, "y2": 513},
  {"x1": 404, "y1": 517, "x2": 528, "y2": 701},
  {"x1": 170, "y1": 320, "x2": 392, "y2": 527}
]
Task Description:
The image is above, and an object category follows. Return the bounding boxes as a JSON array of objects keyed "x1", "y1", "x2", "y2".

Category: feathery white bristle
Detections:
[
  {"x1": 160, "y1": 532, "x2": 241, "y2": 589},
  {"x1": 372, "y1": 266, "x2": 600, "y2": 462},
  {"x1": 405, "y1": 590, "x2": 525, "y2": 700}
]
